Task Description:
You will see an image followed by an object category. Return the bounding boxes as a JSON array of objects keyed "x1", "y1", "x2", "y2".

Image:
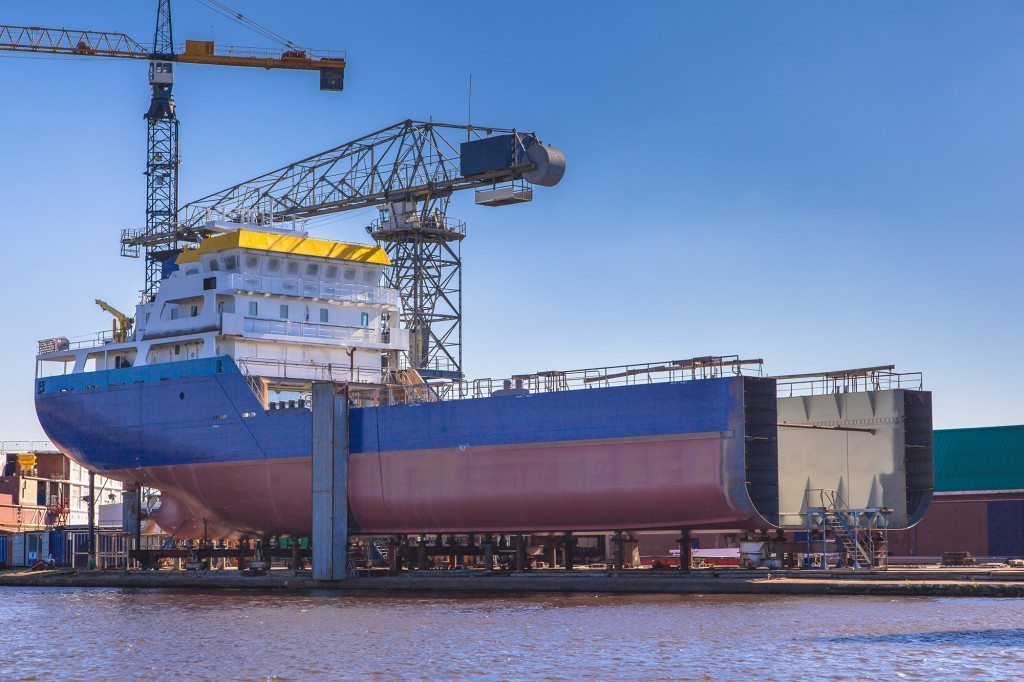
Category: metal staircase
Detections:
[{"x1": 806, "y1": 488, "x2": 889, "y2": 569}]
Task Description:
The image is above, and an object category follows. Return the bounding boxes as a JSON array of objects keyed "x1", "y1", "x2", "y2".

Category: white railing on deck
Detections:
[
  {"x1": 243, "y1": 316, "x2": 376, "y2": 344},
  {"x1": 237, "y1": 357, "x2": 387, "y2": 384},
  {"x1": 223, "y1": 273, "x2": 398, "y2": 307}
]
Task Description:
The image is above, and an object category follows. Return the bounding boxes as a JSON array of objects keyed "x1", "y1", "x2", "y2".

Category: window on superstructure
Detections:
[
  {"x1": 325, "y1": 265, "x2": 339, "y2": 279},
  {"x1": 207, "y1": 258, "x2": 220, "y2": 272},
  {"x1": 279, "y1": 304, "x2": 289, "y2": 319},
  {"x1": 362, "y1": 269, "x2": 376, "y2": 283},
  {"x1": 360, "y1": 312, "x2": 369, "y2": 327},
  {"x1": 343, "y1": 268, "x2": 356, "y2": 281},
  {"x1": 170, "y1": 307, "x2": 179, "y2": 320},
  {"x1": 320, "y1": 308, "x2": 329, "y2": 324},
  {"x1": 244, "y1": 255, "x2": 260, "y2": 270},
  {"x1": 287, "y1": 261, "x2": 300, "y2": 275},
  {"x1": 190, "y1": 305, "x2": 199, "y2": 317},
  {"x1": 306, "y1": 263, "x2": 320, "y2": 277},
  {"x1": 266, "y1": 258, "x2": 281, "y2": 273},
  {"x1": 248, "y1": 302, "x2": 258, "y2": 316},
  {"x1": 224, "y1": 255, "x2": 239, "y2": 272}
]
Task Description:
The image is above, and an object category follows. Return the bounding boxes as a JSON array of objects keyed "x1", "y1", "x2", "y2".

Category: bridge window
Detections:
[
  {"x1": 306, "y1": 263, "x2": 320, "y2": 277},
  {"x1": 287, "y1": 261, "x2": 300, "y2": 275},
  {"x1": 248, "y1": 301, "x2": 258, "y2": 316},
  {"x1": 343, "y1": 268, "x2": 356, "y2": 281},
  {"x1": 266, "y1": 258, "x2": 281, "y2": 273},
  {"x1": 320, "y1": 308, "x2": 329, "y2": 323},
  {"x1": 279, "y1": 304, "x2": 289, "y2": 319},
  {"x1": 325, "y1": 265, "x2": 339, "y2": 279},
  {"x1": 224, "y1": 255, "x2": 239, "y2": 272},
  {"x1": 206, "y1": 258, "x2": 220, "y2": 272}
]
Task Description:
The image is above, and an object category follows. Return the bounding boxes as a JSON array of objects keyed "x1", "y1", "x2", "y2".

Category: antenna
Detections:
[{"x1": 467, "y1": 73, "x2": 473, "y2": 141}]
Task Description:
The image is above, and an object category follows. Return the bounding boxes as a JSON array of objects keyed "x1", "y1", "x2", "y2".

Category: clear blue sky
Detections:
[{"x1": 2, "y1": 1, "x2": 1023, "y2": 437}]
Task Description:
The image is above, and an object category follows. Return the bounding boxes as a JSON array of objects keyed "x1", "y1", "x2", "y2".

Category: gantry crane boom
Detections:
[
  {"x1": 178, "y1": 120, "x2": 562, "y2": 229},
  {"x1": 178, "y1": 119, "x2": 565, "y2": 379},
  {"x1": 0, "y1": 1, "x2": 346, "y2": 300},
  {"x1": 0, "y1": 25, "x2": 346, "y2": 73}
]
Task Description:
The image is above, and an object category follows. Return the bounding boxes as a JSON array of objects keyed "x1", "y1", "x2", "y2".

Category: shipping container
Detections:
[
  {"x1": 0, "y1": 533, "x2": 8, "y2": 567},
  {"x1": 48, "y1": 529, "x2": 67, "y2": 566},
  {"x1": 987, "y1": 500, "x2": 1024, "y2": 557},
  {"x1": 11, "y1": 532, "x2": 24, "y2": 566}
]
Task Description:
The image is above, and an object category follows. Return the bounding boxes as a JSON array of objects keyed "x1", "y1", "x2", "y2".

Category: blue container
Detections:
[
  {"x1": 0, "y1": 534, "x2": 8, "y2": 567},
  {"x1": 48, "y1": 530, "x2": 67, "y2": 566},
  {"x1": 987, "y1": 501, "x2": 1024, "y2": 557},
  {"x1": 460, "y1": 134, "x2": 517, "y2": 176}
]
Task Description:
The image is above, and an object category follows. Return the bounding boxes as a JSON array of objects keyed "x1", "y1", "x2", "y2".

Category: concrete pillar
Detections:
[
  {"x1": 483, "y1": 534, "x2": 495, "y2": 574},
  {"x1": 515, "y1": 534, "x2": 527, "y2": 572},
  {"x1": 312, "y1": 382, "x2": 350, "y2": 581},
  {"x1": 87, "y1": 471, "x2": 96, "y2": 570},
  {"x1": 417, "y1": 537, "x2": 428, "y2": 571},
  {"x1": 562, "y1": 532, "x2": 574, "y2": 571},
  {"x1": 134, "y1": 484, "x2": 142, "y2": 570},
  {"x1": 678, "y1": 529, "x2": 692, "y2": 573},
  {"x1": 612, "y1": 530, "x2": 624, "y2": 571}
]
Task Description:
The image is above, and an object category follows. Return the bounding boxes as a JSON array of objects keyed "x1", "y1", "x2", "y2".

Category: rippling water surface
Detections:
[{"x1": 1, "y1": 588, "x2": 1022, "y2": 679}]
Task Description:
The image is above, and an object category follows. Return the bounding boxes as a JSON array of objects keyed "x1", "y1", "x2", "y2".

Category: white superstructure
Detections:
[{"x1": 37, "y1": 223, "x2": 409, "y2": 395}]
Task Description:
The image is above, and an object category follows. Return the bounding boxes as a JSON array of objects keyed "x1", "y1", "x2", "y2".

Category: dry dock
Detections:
[{"x1": 3, "y1": 567, "x2": 1024, "y2": 597}]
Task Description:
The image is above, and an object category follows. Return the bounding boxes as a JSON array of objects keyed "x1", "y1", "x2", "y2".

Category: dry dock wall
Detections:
[{"x1": 775, "y1": 389, "x2": 933, "y2": 529}]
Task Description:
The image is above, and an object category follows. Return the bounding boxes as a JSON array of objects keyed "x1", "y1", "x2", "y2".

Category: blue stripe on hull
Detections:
[{"x1": 36, "y1": 357, "x2": 750, "y2": 473}]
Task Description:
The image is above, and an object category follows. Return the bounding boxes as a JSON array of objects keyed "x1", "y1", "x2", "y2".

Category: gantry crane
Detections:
[
  {"x1": 179, "y1": 120, "x2": 566, "y2": 379},
  {"x1": 0, "y1": 1, "x2": 346, "y2": 298}
]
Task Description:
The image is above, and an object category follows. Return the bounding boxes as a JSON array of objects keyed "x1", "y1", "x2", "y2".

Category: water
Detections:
[{"x1": 1, "y1": 589, "x2": 1022, "y2": 680}]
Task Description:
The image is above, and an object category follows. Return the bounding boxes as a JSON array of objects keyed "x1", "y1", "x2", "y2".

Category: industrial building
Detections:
[
  {"x1": 0, "y1": 442, "x2": 123, "y2": 567},
  {"x1": 889, "y1": 425, "x2": 1024, "y2": 560}
]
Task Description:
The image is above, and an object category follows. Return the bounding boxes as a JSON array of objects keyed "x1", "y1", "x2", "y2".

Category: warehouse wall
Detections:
[{"x1": 888, "y1": 495, "x2": 1024, "y2": 559}]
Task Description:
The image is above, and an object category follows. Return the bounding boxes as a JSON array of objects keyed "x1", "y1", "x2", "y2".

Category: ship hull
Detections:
[{"x1": 36, "y1": 357, "x2": 779, "y2": 538}]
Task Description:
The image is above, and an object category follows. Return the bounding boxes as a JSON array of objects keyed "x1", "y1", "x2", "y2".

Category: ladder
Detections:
[{"x1": 822, "y1": 509, "x2": 872, "y2": 568}]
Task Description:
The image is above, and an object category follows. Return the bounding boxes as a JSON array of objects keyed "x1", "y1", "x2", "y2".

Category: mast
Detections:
[{"x1": 142, "y1": 0, "x2": 180, "y2": 300}]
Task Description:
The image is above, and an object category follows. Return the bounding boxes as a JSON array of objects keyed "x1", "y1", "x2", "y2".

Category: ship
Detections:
[{"x1": 35, "y1": 221, "x2": 933, "y2": 540}]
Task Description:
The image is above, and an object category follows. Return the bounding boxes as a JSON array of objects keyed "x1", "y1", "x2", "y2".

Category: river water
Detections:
[{"x1": 1, "y1": 589, "x2": 1022, "y2": 680}]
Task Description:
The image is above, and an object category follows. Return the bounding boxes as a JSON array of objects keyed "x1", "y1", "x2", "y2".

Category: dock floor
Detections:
[{"x1": 2, "y1": 566, "x2": 1023, "y2": 597}]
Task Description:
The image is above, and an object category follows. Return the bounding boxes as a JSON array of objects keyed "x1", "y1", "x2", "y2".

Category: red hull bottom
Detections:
[{"x1": 112, "y1": 434, "x2": 764, "y2": 540}]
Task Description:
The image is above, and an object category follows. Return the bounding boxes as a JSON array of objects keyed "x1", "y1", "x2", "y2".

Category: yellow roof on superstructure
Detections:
[{"x1": 176, "y1": 229, "x2": 390, "y2": 266}]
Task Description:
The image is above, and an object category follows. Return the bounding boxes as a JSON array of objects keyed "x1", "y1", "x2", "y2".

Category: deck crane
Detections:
[
  {"x1": 94, "y1": 299, "x2": 135, "y2": 344},
  {"x1": 0, "y1": 1, "x2": 346, "y2": 299},
  {"x1": 178, "y1": 119, "x2": 566, "y2": 379}
]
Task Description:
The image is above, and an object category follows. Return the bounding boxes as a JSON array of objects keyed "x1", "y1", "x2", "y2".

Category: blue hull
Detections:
[{"x1": 35, "y1": 357, "x2": 778, "y2": 536}]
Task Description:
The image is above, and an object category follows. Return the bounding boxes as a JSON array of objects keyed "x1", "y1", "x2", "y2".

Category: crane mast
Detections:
[{"x1": 141, "y1": 0, "x2": 181, "y2": 299}]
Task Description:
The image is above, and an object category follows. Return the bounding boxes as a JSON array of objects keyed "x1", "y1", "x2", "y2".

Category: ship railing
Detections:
[
  {"x1": 37, "y1": 329, "x2": 116, "y2": 355},
  {"x1": 242, "y1": 317, "x2": 377, "y2": 344},
  {"x1": 223, "y1": 273, "x2": 399, "y2": 307},
  {"x1": 390, "y1": 355, "x2": 767, "y2": 404},
  {"x1": 0, "y1": 440, "x2": 57, "y2": 455},
  {"x1": 775, "y1": 367, "x2": 923, "y2": 397},
  {"x1": 237, "y1": 357, "x2": 387, "y2": 385}
]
